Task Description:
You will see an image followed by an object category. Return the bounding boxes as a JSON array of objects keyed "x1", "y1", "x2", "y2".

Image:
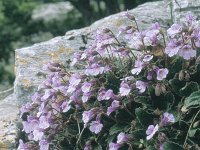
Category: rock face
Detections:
[
  {"x1": 15, "y1": 1, "x2": 170, "y2": 105},
  {"x1": 165, "y1": 0, "x2": 200, "y2": 22},
  {"x1": 0, "y1": 94, "x2": 19, "y2": 150},
  {"x1": 32, "y1": 2, "x2": 74, "y2": 22}
]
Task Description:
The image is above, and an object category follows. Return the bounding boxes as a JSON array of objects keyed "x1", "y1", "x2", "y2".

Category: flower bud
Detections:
[
  {"x1": 179, "y1": 70, "x2": 185, "y2": 81},
  {"x1": 155, "y1": 83, "x2": 166, "y2": 96},
  {"x1": 124, "y1": 11, "x2": 135, "y2": 20},
  {"x1": 196, "y1": 55, "x2": 200, "y2": 64},
  {"x1": 193, "y1": 121, "x2": 200, "y2": 129},
  {"x1": 179, "y1": 70, "x2": 190, "y2": 81},
  {"x1": 158, "y1": 132, "x2": 166, "y2": 143}
]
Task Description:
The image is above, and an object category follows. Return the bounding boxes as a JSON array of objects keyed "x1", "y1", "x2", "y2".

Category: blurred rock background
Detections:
[{"x1": 0, "y1": 0, "x2": 159, "y2": 91}]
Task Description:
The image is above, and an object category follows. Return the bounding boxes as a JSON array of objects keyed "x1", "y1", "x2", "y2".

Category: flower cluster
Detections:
[{"x1": 18, "y1": 12, "x2": 200, "y2": 150}]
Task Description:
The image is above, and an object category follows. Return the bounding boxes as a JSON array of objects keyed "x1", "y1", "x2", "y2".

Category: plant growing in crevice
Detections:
[{"x1": 18, "y1": 12, "x2": 200, "y2": 150}]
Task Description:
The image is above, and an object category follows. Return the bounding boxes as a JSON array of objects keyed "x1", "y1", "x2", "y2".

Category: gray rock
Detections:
[
  {"x1": 32, "y1": 2, "x2": 74, "y2": 22},
  {"x1": 15, "y1": 1, "x2": 170, "y2": 106},
  {"x1": 165, "y1": 0, "x2": 200, "y2": 22},
  {"x1": 0, "y1": 94, "x2": 19, "y2": 150}
]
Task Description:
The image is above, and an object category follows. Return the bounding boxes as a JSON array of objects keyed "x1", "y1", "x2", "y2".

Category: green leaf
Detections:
[
  {"x1": 135, "y1": 108, "x2": 154, "y2": 127},
  {"x1": 180, "y1": 82, "x2": 199, "y2": 97},
  {"x1": 146, "y1": 146, "x2": 156, "y2": 150},
  {"x1": 183, "y1": 90, "x2": 200, "y2": 109},
  {"x1": 109, "y1": 123, "x2": 129, "y2": 135},
  {"x1": 131, "y1": 129, "x2": 146, "y2": 140},
  {"x1": 163, "y1": 141, "x2": 183, "y2": 150},
  {"x1": 188, "y1": 128, "x2": 198, "y2": 137},
  {"x1": 93, "y1": 144, "x2": 102, "y2": 150},
  {"x1": 169, "y1": 79, "x2": 185, "y2": 95},
  {"x1": 134, "y1": 96, "x2": 150, "y2": 106}
]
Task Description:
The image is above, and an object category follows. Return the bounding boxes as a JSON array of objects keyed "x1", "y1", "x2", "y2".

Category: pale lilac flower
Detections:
[
  {"x1": 69, "y1": 73, "x2": 82, "y2": 86},
  {"x1": 165, "y1": 39, "x2": 181, "y2": 57},
  {"x1": 33, "y1": 129, "x2": 44, "y2": 141},
  {"x1": 136, "y1": 81, "x2": 148, "y2": 93},
  {"x1": 160, "y1": 144, "x2": 164, "y2": 150},
  {"x1": 128, "y1": 32, "x2": 143, "y2": 49},
  {"x1": 161, "y1": 112, "x2": 175, "y2": 126},
  {"x1": 143, "y1": 55, "x2": 153, "y2": 62},
  {"x1": 82, "y1": 82, "x2": 93, "y2": 93},
  {"x1": 119, "y1": 82, "x2": 131, "y2": 96},
  {"x1": 156, "y1": 68, "x2": 168, "y2": 81},
  {"x1": 146, "y1": 124, "x2": 159, "y2": 140},
  {"x1": 82, "y1": 92, "x2": 92, "y2": 103},
  {"x1": 23, "y1": 117, "x2": 39, "y2": 133},
  {"x1": 39, "y1": 116, "x2": 50, "y2": 129},
  {"x1": 107, "y1": 100, "x2": 120, "y2": 116},
  {"x1": 84, "y1": 142, "x2": 92, "y2": 150},
  {"x1": 109, "y1": 142, "x2": 121, "y2": 150},
  {"x1": 178, "y1": 45, "x2": 196, "y2": 60},
  {"x1": 82, "y1": 110, "x2": 95, "y2": 124},
  {"x1": 147, "y1": 70, "x2": 154, "y2": 80},
  {"x1": 39, "y1": 139, "x2": 49, "y2": 150},
  {"x1": 89, "y1": 120, "x2": 103, "y2": 134},
  {"x1": 61, "y1": 101, "x2": 71, "y2": 112},
  {"x1": 117, "y1": 132, "x2": 129, "y2": 144},
  {"x1": 85, "y1": 64, "x2": 110, "y2": 76},
  {"x1": 131, "y1": 60, "x2": 144, "y2": 75},
  {"x1": 42, "y1": 62, "x2": 62, "y2": 72},
  {"x1": 167, "y1": 24, "x2": 182, "y2": 37},
  {"x1": 144, "y1": 30, "x2": 159, "y2": 46},
  {"x1": 98, "y1": 88, "x2": 117, "y2": 101},
  {"x1": 124, "y1": 10, "x2": 135, "y2": 20},
  {"x1": 18, "y1": 139, "x2": 29, "y2": 150}
]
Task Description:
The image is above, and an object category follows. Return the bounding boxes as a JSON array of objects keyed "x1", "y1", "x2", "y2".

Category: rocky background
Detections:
[{"x1": 0, "y1": 0, "x2": 199, "y2": 149}]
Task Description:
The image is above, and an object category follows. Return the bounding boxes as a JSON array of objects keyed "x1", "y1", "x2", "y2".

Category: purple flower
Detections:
[
  {"x1": 33, "y1": 129, "x2": 44, "y2": 141},
  {"x1": 160, "y1": 144, "x2": 164, "y2": 150},
  {"x1": 69, "y1": 73, "x2": 82, "y2": 86},
  {"x1": 42, "y1": 62, "x2": 62, "y2": 72},
  {"x1": 143, "y1": 55, "x2": 153, "y2": 62},
  {"x1": 82, "y1": 110, "x2": 95, "y2": 124},
  {"x1": 82, "y1": 82, "x2": 93, "y2": 93},
  {"x1": 85, "y1": 63, "x2": 110, "y2": 76},
  {"x1": 20, "y1": 103, "x2": 33, "y2": 117},
  {"x1": 143, "y1": 30, "x2": 159, "y2": 46},
  {"x1": 82, "y1": 92, "x2": 92, "y2": 103},
  {"x1": 109, "y1": 142, "x2": 121, "y2": 150},
  {"x1": 161, "y1": 112, "x2": 175, "y2": 126},
  {"x1": 128, "y1": 32, "x2": 143, "y2": 49},
  {"x1": 18, "y1": 139, "x2": 29, "y2": 150},
  {"x1": 131, "y1": 60, "x2": 144, "y2": 75},
  {"x1": 117, "y1": 132, "x2": 129, "y2": 144},
  {"x1": 61, "y1": 101, "x2": 71, "y2": 112},
  {"x1": 178, "y1": 45, "x2": 196, "y2": 60},
  {"x1": 146, "y1": 124, "x2": 159, "y2": 140},
  {"x1": 98, "y1": 88, "x2": 117, "y2": 101},
  {"x1": 84, "y1": 142, "x2": 92, "y2": 150},
  {"x1": 147, "y1": 70, "x2": 154, "y2": 80},
  {"x1": 156, "y1": 68, "x2": 168, "y2": 81},
  {"x1": 136, "y1": 81, "x2": 148, "y2": 93},
  {"x1": 124, "y1": 10, "x2": 135, "y2": 20},
  {"x1": 89, "y1": 120, "x2": 103, "y2": 134},
  {"x1": 39, "y1": 116, "x2": 50, "y2": 129},
  {"x1": 107, "y1": 100, "x2": 120, "y2": 116},
  {"x1": 39, "y1": 139, "x2": 49, "y2": 150},
  {"x1": 23, "y1": 117, "x2": 39, "y2": 133},
  {"x1": 167, "y1": 24, "x2": 182, "y2": 37},
  {"x1": 165, "y1": 39, "x2": 181, "y2": 57},
  {"x1": 119, "y1": 82, "x2": 131, "y2": 96}
]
